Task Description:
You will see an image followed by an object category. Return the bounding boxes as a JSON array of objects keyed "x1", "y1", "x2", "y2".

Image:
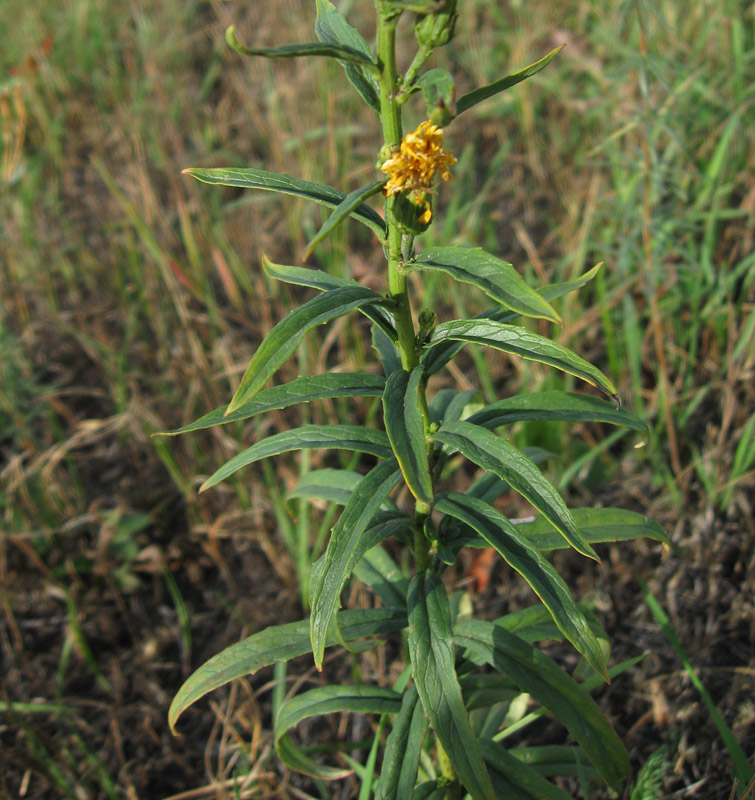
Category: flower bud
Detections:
[
  {"x1": 429, "y1": 99, "x2": 454, "y2": 128},
  {"x1": 418, "y1": 307, "x2": 437, "y2": 333},
  {"x1": 393, "y1": 191, "x2": 432, "y2": 235},
  {"x1": 414, "y1": 0, "x2": 458, "y2": 49}
]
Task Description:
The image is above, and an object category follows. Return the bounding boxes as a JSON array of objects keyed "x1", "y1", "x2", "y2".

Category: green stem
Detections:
[
  {"x1": 402, "y1": 42, "x2": 433, "y2": 92},
  {"x1": 376, "y1": 4, "x2": 432, "y2": 572},
  {"x1": 376, "y1": 12, "x2": 414, "y2": 369}
]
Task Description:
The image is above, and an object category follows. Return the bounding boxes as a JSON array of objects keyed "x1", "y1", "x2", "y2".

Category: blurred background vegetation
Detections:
[{"x1": 1, "y1": 0, "x2": 753, "y2": 798}]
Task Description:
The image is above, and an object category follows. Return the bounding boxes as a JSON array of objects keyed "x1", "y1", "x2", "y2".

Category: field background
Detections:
[{"x1": 1, "y1": 0, "x2": 754, "y2": 798}]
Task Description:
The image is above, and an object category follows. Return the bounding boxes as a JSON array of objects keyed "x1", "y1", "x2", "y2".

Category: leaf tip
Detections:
[
  {"x1": 167, "y1": 702, "x2": 183, "y2": 737},
  {"x1": 224, "y1": 393, "x2": 244, "y2": 416}
]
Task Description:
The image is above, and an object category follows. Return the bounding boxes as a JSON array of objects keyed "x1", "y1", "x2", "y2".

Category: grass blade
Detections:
[{"x1": 641, "y1": 583, "x2": 755, "y2": 789}]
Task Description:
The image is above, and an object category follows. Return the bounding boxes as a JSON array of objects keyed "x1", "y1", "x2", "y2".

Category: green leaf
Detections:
[
  {"x1": 468, "y1": 391, "x2": 647, "y2": 433},
  {"x1": 479, "y1": 739, "x2": 573, "y2": 800},
  {"x1": 159, "y1": 373, "x2": 385, "y2": 435},
  {"x1": 228, "y1": 286, "x2": 392, "y2": 413},
  {"x1": 414, "y1": 782, "x2": 446, "y2": 800},
  {"x1": 275, "y1": 685, "x2": 402, "y2": 779},
  {"x1": 431, "y1": 421, "x2": 598, "y2": 559},
  {"x1": 304, "y1": 179, "x2": 387, "y2": 258},
  {"x1": 225, "y1": 24, "x2": 377, "y2": 67},
  {"x1": 435, "y1": 493, "x2": 607, "y2": 679},
  {"x1": 462, "y1": 674, "x2": 520, "y2": 713},
  {"x1": 453, "y1": 620, "x2": 629, "y2": 790},
  {"x1": 168, "y1": 607, "x2": 406, "y2": 732},
  {"x1": 416, "y1": 68, "x2": 456, "y2": 116},
  {"x1": 426, "y1": 319, "x2": 617, "y2": 399},
  {"x1": 375, "y1": 684, "x2": 429, "y2": 800},
  {"x1": 456, "y1": 45, "x2": 564, "y2": 115},
  {"x1": 422, "y1": 263, "x2": 603, "y2": 376},
  {"x1": 315, "y1": 0, "x2": 380, "y2": 112},
  {"x1": 447, "y1": 446, "x2": 550, "y2": 508},
  {"x1": 183, "y1": 166, "x2": 386, "y2": 237},
  {"x1": 437, "y1": 451, "x2": 552, "y2": 551},
  {"x1": 488, "y1": 605, "x2": 563, "y2": 644},
  {"x1": 409, "y1": 247, "x2": 560, "y2": 322},
  {"x1": 275, "y1": 735, "x2": 350, "y2": 781},
  {"x1": 508, "y1": 746, "x2": 599, "y2": 781},
  {"x1": 310, "y1": 458, "x2": 403, "y2": 669},
  {"x1": 407, "y1": 573, "x2": 496, "y2": 800},
  {"x1": 383, "y1": 368, "x2": 433, "y2": 505},
  {"x1": 543, "y1": 262, "x2": 603, "y2": 299},
  {"x1": 200, "y1": 425, "x2": 391, "y2": 491},
  {"x1": 518, "y1": 507, "x2": 669, "y2": 551},
  {"x1": 288, "y1": 468, "x2": 365, "y2": 507},
  {"x1": 372, "y1": 324, "x2": 402, "y2": 376},
  {"x1": 353, "y1": 545, "x2": 410, "y2": 608},
  {"x1": 262, "y1": 256, "x2": 396, "y2": 339},
  {"x1": 359, "y1": 510, "x2": 415, "y2": 556}
]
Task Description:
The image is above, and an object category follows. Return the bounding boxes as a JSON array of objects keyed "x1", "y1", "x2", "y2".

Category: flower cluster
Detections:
[{"x1": 381, "y1": 120, "x2": 456, "y2": 224}]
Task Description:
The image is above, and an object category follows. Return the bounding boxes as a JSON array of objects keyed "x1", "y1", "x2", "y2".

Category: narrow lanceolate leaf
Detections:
[
  {"x1": 426, "y1": 320, "x2": 617, "y2": 399},
  {"x1": 275, "y1": 685, "x2": 402, "y2": 779},
  {"x1": 353, "y1": 545, "x2": 410, "y2": 609},
  {"x1": 262, "y1": 257, "x2": 396, "y2": 338},
  {"x1": 372, "y1": 324, "x2": 402, "y2": 377},
  {"x1": 432, "y1": 421, "x2": 597, "y2": 559},
  {"x1": 479, "y1": 740, "x2": 573, "y2": 800},
  {"x1": 304, "y1": 179, "x2": 387, "y2": 258},
  {"x1": 315, "y1": 0, "x2": 380, "y2": 112},
  {"x1": 168, "y1": 607, "x2": 407, "y2": 732},
  {"x1": 226, "y1": 25, "x2": 378, "y2": 67},
  {"x1": 506, "y1": 746, "x2": 599, "y2": 782},
  {"x1": 200, "y1": 425, "x2": 391, "y2": 491},
  {"x1": 383, "y1": 368, "x2": 433, "y2": 505},
  {"x1": 183, "y1": 167, "x2": 386, "y2": 237},
  {"x1": 421, "y1": 263, "x2": 603, "y2": 377},
  {"x1": 227, "y1": 286, "x2": 391, "y2": 414},
  {"x1": 453, "y1": 620, "x2": 629, "y2": 791},
  {"x1": 409, "y1": 247, "x2": 560, "y2": 322},
  {"x1": 160, "y1": 373, "x2": 385, "y2": 435},
  {"x1": 468, "y1": 391, "x2": 646, "y2": 433},
  {"x1": 489, "y1": 605, "x2": 563, "y2": 645},
  {"x1": 435, "y1": 493, "x2": 607, "y2": 679},
  {"x1": 358, "y1": 510, "x2": 415, "y2": 558},
  {"x1": 288, "y1": 469, "x2": 365, "y2": 507},
  {"x1": 407, "y1": 573, "x2": 496, "y2": 800},
  {"x1": 375, "y1": 684, "x2": 429, "y2": 800},
  {"x1": 517, "y1": 507, "x2": 669, "y2": 551},
  {"x1": 456, "y1": 45, "x2": 565, "y2": 115},
  {"x1": 310, "y1": 458, "x2": 403, "y2": 669}
]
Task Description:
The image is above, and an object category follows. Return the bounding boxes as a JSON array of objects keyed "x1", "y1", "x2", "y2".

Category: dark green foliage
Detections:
[{"x1": 167, "y1": 3, "x2": 666, "y2": 796}]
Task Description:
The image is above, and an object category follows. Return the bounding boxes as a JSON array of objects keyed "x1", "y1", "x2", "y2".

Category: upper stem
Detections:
[
  {"x1": 376, "y1": 12, "x2": 416, "y2": 370},
  {"x1": 376, "y1": 4, "x2": 432, "y2": 570}
]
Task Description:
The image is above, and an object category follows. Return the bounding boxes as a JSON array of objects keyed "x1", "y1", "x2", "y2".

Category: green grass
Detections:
[{"x1": 1, "y1": 0, "x2": 753, "y2": 797}]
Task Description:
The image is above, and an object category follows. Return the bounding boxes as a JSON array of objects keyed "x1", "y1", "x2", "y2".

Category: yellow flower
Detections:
[{"x1": 380, "y1": 121, "x2": 456, "y2": 223}]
